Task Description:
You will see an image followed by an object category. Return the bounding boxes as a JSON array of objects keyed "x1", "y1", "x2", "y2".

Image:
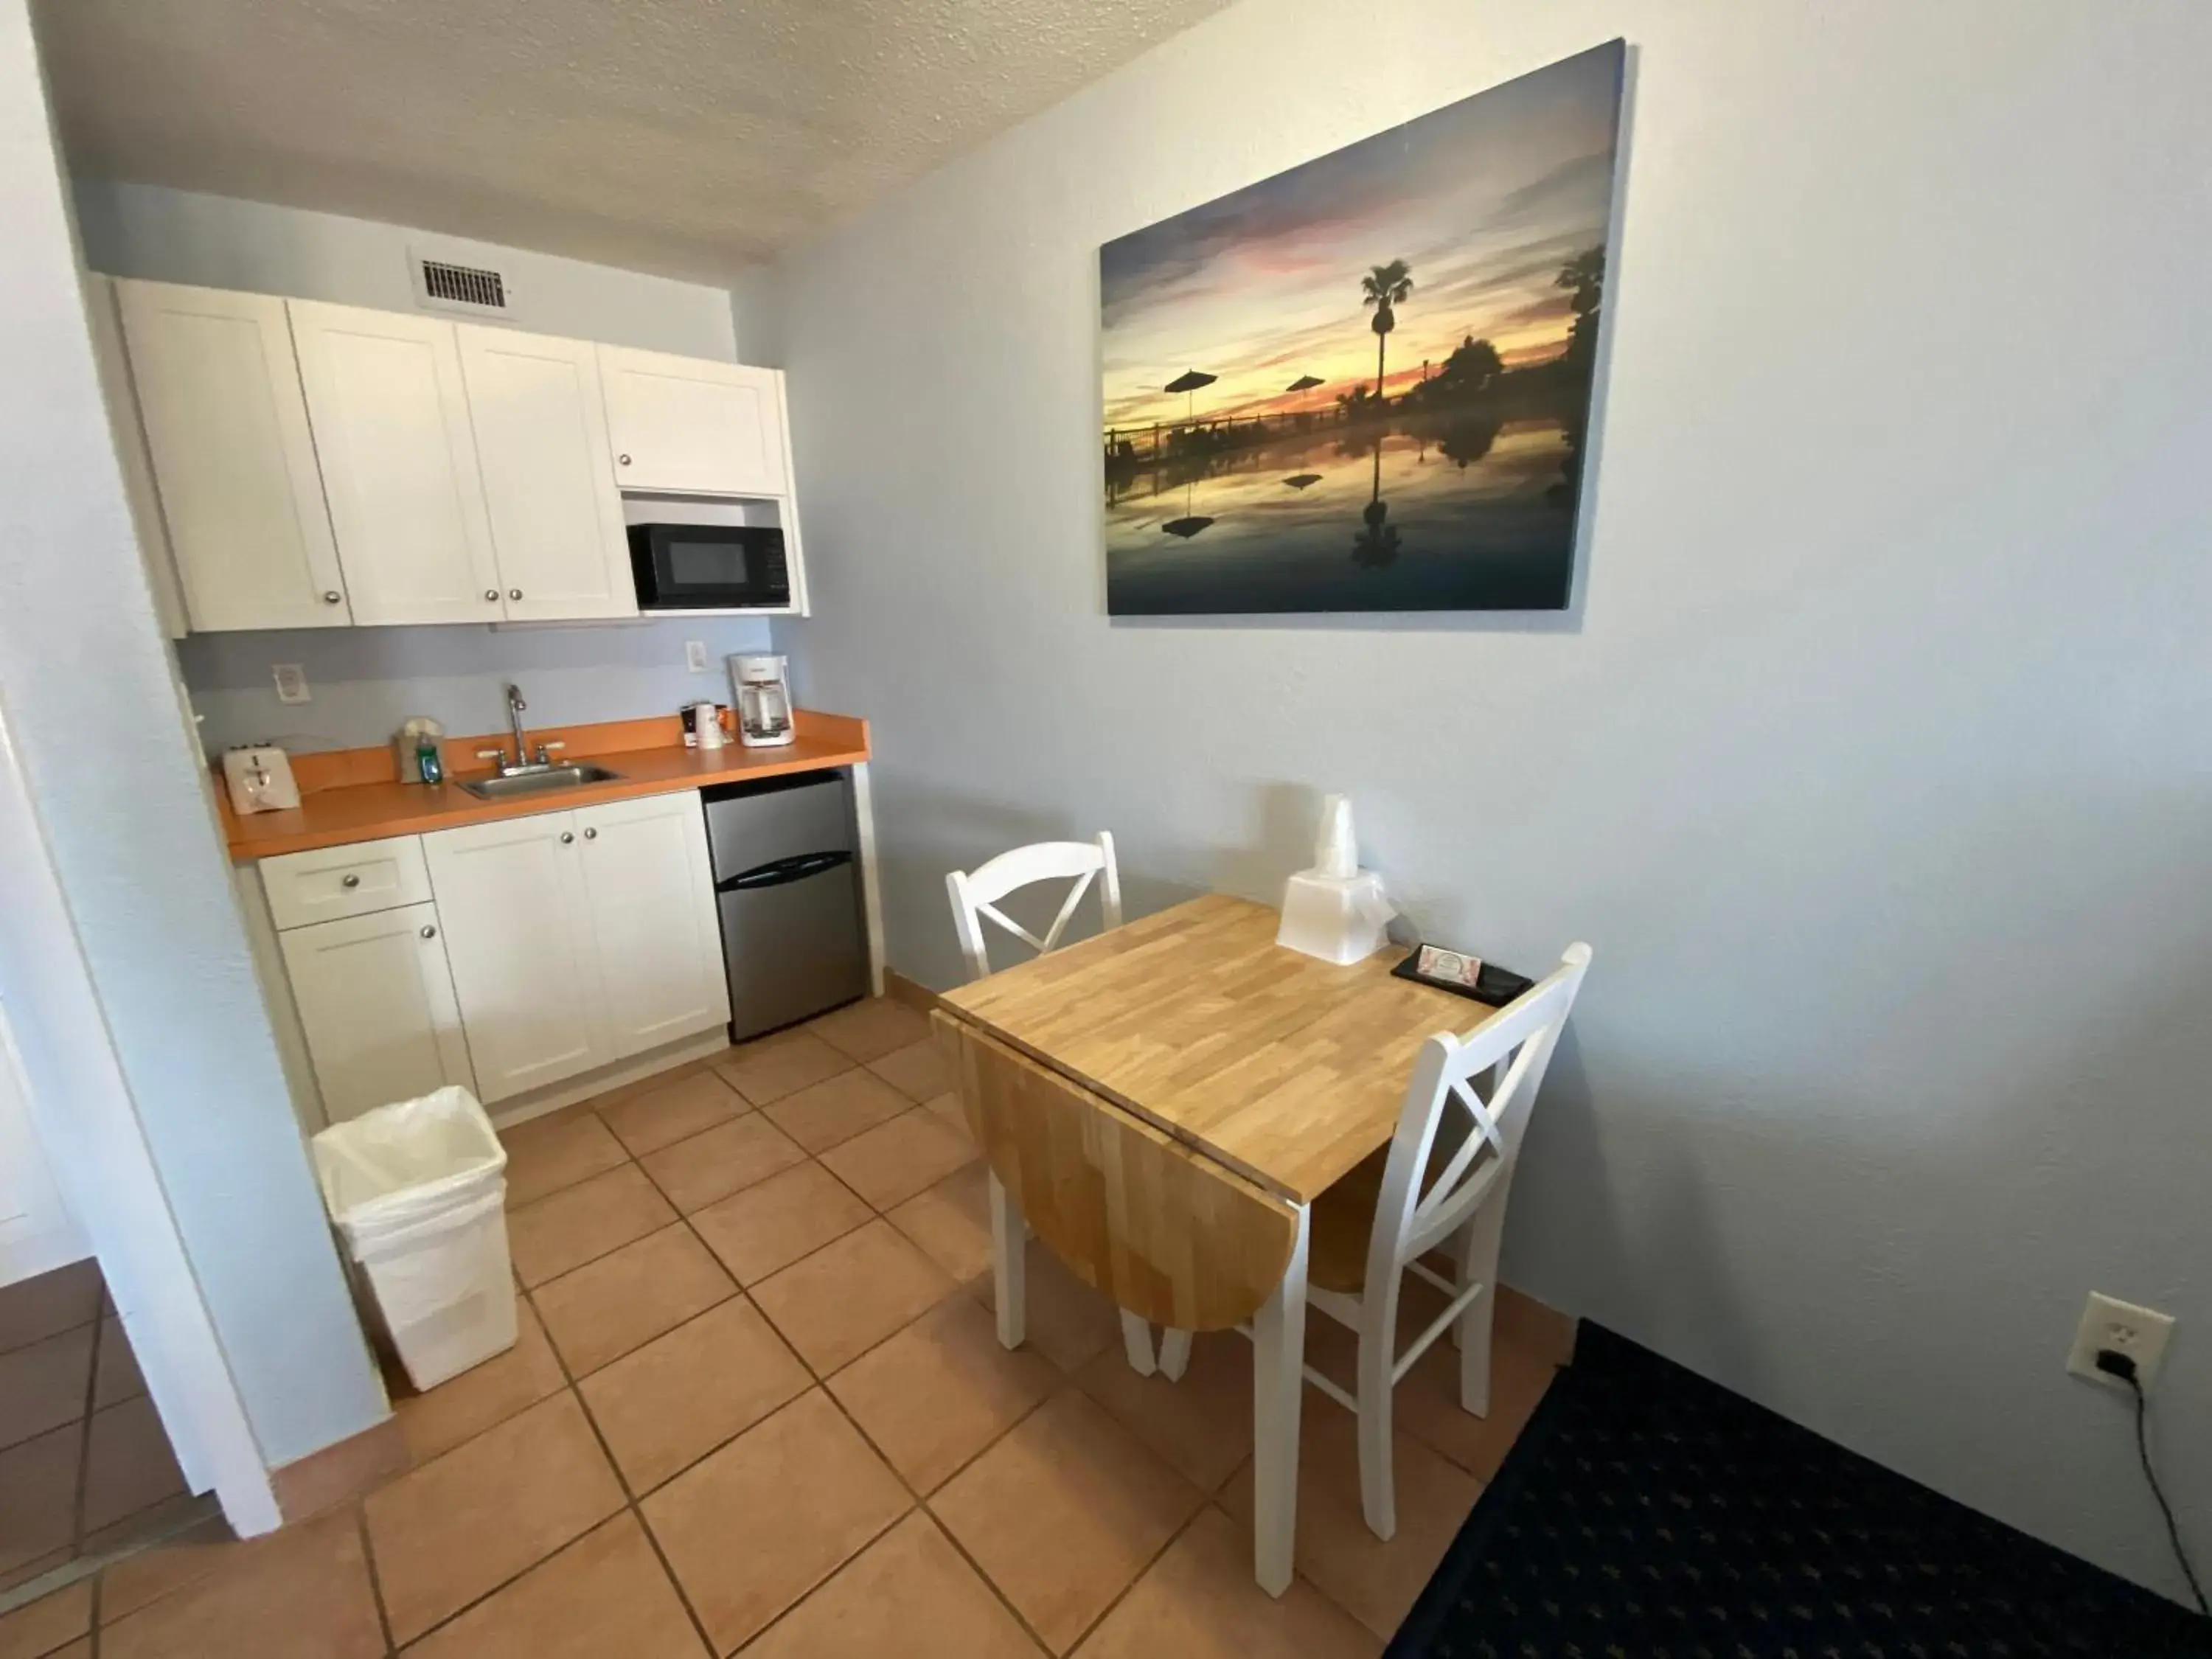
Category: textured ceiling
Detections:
[{"x1": 32, "y1": 0, "x2": 1231, "y2": 280}]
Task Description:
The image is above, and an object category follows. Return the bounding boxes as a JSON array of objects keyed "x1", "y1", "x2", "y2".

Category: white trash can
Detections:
[{"x1": 311, "y1": 1085, "x2": 518, "y2": 1391}]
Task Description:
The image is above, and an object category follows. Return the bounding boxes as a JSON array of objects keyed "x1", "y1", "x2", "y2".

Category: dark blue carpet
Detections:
[{"x1": 1388, "y1": 1323, "x2": 2210, "y2": 1658}]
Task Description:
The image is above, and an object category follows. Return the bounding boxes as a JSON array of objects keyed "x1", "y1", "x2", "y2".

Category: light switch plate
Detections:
[
  {"x1": 2067, "y1": 1293, "x2": 2174, "y2": 1391},
  {"x1": 271, "y1": 664, "x2": 310, "y2": 705},
  {"x1": 685, "y1": 639, "x2": 710, "y2": 672}
]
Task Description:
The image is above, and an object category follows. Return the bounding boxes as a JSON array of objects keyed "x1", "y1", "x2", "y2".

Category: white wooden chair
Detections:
[
  {"x1": 947, "y1": 835, "x2": 1166, "y2": 1374},
  {"x1": 1158, "y1": 942, "x2": 1593, "y2": 1541}
]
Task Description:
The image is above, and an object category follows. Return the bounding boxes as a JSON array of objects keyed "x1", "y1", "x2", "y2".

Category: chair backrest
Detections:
[
  {"x1": 1362, "y1": 944, "x2": 1593, "y2": 1299},
  {"x1": 945, "y1": 833, "x2": 1121, "y2": 984}
]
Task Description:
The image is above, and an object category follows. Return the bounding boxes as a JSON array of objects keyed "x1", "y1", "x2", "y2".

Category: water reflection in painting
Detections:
[{"x1": 1099, "y1": 41, "x2": 1624, "y2": 615}]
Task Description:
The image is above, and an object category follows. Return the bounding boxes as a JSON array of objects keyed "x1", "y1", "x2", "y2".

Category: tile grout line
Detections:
[
  {"x1": 352, "y1": 1500, "x2": 400, "y2": 1658},
  {"x1": 68, "y1": 1301, "x2": 105, "y2": 1566}
]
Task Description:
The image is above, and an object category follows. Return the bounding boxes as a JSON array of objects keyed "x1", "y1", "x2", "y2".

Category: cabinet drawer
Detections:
[{"x1": 262, "y1": 835, "x2": 433, "y2": 931}]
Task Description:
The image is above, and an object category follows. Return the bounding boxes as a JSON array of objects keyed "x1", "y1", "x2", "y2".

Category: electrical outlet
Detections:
[
  {"x1": 685, "y1": 639, "x2": 709, "y2": 672},
  {"x1": 271, "y1": 664, "x2": 310, "y2": 705},
  {"x1": 2067, "y1": 1293, "x2": 2174, "y2": 1391}
]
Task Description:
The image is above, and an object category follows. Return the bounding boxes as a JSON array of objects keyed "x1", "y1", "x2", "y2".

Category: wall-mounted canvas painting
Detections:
[{"x1": 1101, "y1": 40, "x2": 1625, "y2": 615}]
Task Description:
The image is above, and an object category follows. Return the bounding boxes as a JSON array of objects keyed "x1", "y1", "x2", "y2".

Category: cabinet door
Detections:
[
  {"x1": 290, "y1": 301, "x2": 504, "y2": 627},
  {"x1": 574, "y1": 793, "x2": 729, "y2": 1060},
  {"x1": 422, "y1": 813, "x2": 606, "y2": 1102},
  {"x1": 597, "y1": 346, "x2": 787, "y2": 495},
  {"x1": 277, "y1": 902, "x2": 475, "y2": 1124},
  {"x1": 114, "y1": 279, "x2": 348, "y2": 631},
  {"x1": 456, "y1": 326, "x2": 637, "y2": 621}
]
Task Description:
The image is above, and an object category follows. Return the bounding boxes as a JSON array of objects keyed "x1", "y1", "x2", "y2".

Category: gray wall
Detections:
[
  {"x1": 74, "y1": 180, "x2": 781, "y2": 754},
  {"x1": 1, "y1": 2, "x2": 386, "y2": 1467},
  {"x1": 769, "y1": 0, "x2": 2212, "y2": 1601}
]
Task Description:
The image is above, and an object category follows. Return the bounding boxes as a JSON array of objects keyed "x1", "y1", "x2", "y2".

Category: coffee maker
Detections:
[{"x1": 729, "y1": 654, "x2": 795, "y2": 748}]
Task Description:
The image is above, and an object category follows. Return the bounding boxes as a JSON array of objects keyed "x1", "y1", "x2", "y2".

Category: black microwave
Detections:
[{"x1": 627, "y1": 524, "x2": 791, "y2": 611}]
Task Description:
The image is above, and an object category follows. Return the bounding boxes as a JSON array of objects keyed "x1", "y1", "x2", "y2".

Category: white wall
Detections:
[
  {"x1": 771, "y1": 0, "x2": 2212, "y2": 1601},
  {"x1": 74, "y1": 179, "x2": 742, "y2": 358},
  {"x1": 0, "y1": 7, "x2": 386, "y2": 1469},
  {"x1": 72, "y1": 179, "x2": 780, "y2": 752}
]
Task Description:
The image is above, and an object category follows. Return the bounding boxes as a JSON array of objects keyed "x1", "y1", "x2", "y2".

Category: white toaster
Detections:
[{"x1": 220, "y1": 745, "x2": 300, "y2": 815}]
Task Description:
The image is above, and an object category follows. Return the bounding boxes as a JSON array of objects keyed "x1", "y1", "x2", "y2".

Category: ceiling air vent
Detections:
[{"x1": 409, "y1": 252, "x2": 509, "y2": 314}]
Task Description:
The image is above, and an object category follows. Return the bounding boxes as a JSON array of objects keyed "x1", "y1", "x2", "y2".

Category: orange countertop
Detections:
[{"x1": 220, "y1": 711, "x2": 869, "y2": 860}]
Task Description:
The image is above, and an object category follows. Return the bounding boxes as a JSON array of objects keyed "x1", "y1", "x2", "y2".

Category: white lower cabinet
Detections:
[
  {"x1": 278, "y1": 902, "x2": 475, "y2": 1124},
  {"x1": 422, "y1": 793, "x2": 729, "y2": 1105}
]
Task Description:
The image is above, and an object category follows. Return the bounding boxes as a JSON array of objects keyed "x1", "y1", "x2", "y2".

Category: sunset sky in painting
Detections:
[{"x1": 1100, "y1": 44, "x2": 1622, "y2": 432}]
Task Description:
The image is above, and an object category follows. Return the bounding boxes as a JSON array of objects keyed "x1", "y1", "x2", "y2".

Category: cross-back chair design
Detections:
[{"x1": 945, "y1": 834, "x2": 1121, "y2": 983}]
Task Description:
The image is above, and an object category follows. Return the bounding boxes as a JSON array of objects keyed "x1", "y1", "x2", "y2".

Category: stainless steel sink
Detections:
[{"x1": 458, "y1": 763, "x2": 625, "y2": 800}]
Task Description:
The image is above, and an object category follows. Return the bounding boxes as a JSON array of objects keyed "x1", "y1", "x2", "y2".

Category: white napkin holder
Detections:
[{"x1": 1276, "y1": 794, "x2": 1395, "y2": 965}]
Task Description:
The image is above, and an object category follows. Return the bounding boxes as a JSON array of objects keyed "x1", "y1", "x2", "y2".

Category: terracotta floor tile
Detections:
[
  {"x1": 921, "y1": 1090, "x2": 973, "y2": 1143},
  {"x1": 808, "y1": 996, "x2": 932, "y2": 1063},
  {"x1": 394, "y1": 1298, "x2": 566, "y2": 1466},
  {"x1": 751, "y1": 1220, "x2": 956, "y2": 1374},
  {"x1": 1496, "y1": 1284, "x2": 1577, "y2": 1366},
  {"x1": 1072, "y1": 1506, "x2": 1379, "y2": 1659},
  {"x1": 0, "y1": 1577, "x2": 88, "y2": 1659},
  {"x1": 91, "y1": 1315, "x2": 146, "y2": 1411},
  {"x1": 745, "y1": 1512, "x2": 1043, "y2": 1659},
  {"x1": 99, "y1": 1507, "x2": 382, "y2": 1659},
  {"x1": 500, "y1": 1107, "x2": 630, "y2": 1206},
  {"x1": 641, "y1": 1389, "x2": 910, "y2": 1654},
  {"x1": 580, "y1": 1298, "x2": 810, "y2": 1494},
  {"x1": 932, "y1": 1389, "x2": 1204, "y2": 1652},
  {"x1": 968, "y1": 1240, "x2": 1124, "y2": 1374},
  {"x1": 82, "y1": 1397, "x2": 184, "y2": 1534},
  {"x1": 0, "y1": 1556, "x2": 69, "y2": 1599},
  {"x1": 638, "y1": 1115, "x2": 807, "y2": 1214},
  {"x1": 95, "y1": 1514, "x2": 235, "y2": 1623},
  {"x1": 595, "y1": 1070, "x2": 747, "y2": 1158},
  {"x1": 887, "y1": 1163, "x2": 995, "y2": 1283},
  {"x1": 0, "y1": 1325, "x2": 92, "y2": 1453},
  {"x1": 761, "y1": 1068, "x2": 914, "y2": 1154},
  {"x1": 403, "y1": 1513, "x2": 706, "y2": 1659},
  {"x1": 82, "y1": 1493, "x2": 201, "y2": 1557},
  {"x1": 534, "y1": 1224, "x2": 734, "y2": 1377},
  {"x1": 827, "y1": 1296, "x2": 1060, "y2": 1493},
  {"x1": 818, "y1": 1108, "x2": 978, "y2": 1211},
  {"x1": 865, "y1": 1037, "x2": 955, "y2": 1102},
  {"x1": 688, "y1": 1162, "x2": 872, "y2": 1285},
  {"x1": 712, "y1": 1030, "x2": 853, "y2": 1107},
  {"x1": 0, "y1": 1262, "x2": 100, "y2": 1357},
  {"x1": 509, "y1": 1166, "x2": 675, "y2": 1287},
  {"x1": 37, "y1": 1646, "x2": 80, "y2": 1659},
  {"x1": 364, "y1": 1391, "x2": 624, "y2": 1642},
  {"x1": 1075, "y1": 1329, "x2": 1252, "y2": 1493},
  {"x1": 1217, "y1": 1384, "x2": 1481, "y2": 1639}
]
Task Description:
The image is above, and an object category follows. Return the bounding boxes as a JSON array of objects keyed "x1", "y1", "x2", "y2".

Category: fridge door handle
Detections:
[{"x1": 717, "y1": 849, "x2": 853, "y2": 893}]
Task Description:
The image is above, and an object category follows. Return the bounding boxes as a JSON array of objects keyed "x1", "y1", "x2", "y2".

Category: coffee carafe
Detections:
[{"x1": 730, "y1": 654, "x2": 795, "y2": 748}]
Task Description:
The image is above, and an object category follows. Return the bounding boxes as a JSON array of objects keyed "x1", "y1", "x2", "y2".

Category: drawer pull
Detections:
[
  {"x1": 420, "y1": 925, "x2": 437, "y2": 939},
  {"x1": 341, "y1": 874, "x2": 361, "y2": 888},
  {"x1": 560, "y1": 831, "x2": 575, "y2": 844},
  {"x1": 583, "y1": 827, "x2": 597, "y2": 840}
]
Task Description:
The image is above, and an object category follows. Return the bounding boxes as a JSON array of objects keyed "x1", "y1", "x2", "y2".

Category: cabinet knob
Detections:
[
  {"x1": 617, "y1": 453, "x2": 632, "y2": 467},
  {"x1": 484, "y1": 588, "x2": 500, "y2": 602},
  {"x1": 322, "y1": 590, "x2": 343, "y2": 604},
  {"x1": 420, "y1": 924, "x2": 437, "y2": 939},
  {"x1": 560, "y1": 831, "x2": 574, "y2": 844},
  {"x1": 509, "y1": 588, "x2": 523, "y2": 601},
  {"x1": 583, "y1": 827, "x2": 597, "y2": 840},
  {"x1": 341, "y1": 874, "x2": 361, "y2": 888}
]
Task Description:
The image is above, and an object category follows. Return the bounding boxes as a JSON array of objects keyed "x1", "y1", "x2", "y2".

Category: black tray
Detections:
[{"x1": 1390, "y1": 945, "x2": 1534, "y2": 1008}]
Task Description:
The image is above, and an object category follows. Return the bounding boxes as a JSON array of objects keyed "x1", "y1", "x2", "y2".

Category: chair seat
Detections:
[{"x1": 1309, "y1": 1138, "x2": 1492, "y2": 1294}]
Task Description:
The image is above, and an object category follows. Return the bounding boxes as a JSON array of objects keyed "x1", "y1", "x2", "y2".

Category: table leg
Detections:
[
  {"x1": 1251, "y1": 1204, "x2": 1310, "y2": 1596},
  {"x1": 1157, "y1": 1327, "x2": 1192, "y2": 1381},
  {"x1": 1119, "y1": 1312, "x2": 1158, "y2": 1376},
  {"x1": 989, "y1": 1172, "x2": 1026, "y2": 1351}
]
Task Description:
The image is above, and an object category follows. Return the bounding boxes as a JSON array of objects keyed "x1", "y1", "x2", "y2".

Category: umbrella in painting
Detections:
[
  {"x1": 1164, "y1": 367, "x2": 1217, "y2": 432},
  {"x1": 1281, "y1": 473, "x2": 1322, "y2": 490}
]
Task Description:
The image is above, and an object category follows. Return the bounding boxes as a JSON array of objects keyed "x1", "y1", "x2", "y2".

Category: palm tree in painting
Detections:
[{"x1": 1360, "y1": 260, "x2": 1413, "y2": 401}]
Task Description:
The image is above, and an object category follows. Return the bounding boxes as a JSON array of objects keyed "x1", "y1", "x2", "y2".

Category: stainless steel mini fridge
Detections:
[{"x1": 701, "y1": 771, "x2": 869, "y2": 1041}]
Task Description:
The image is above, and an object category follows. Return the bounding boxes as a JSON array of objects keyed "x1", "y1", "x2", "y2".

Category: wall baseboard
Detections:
[{"x1": 271, "y1": 1416, "x2": 408, "y2": 1523}]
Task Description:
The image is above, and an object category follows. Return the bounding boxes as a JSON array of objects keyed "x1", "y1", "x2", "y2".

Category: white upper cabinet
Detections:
[
  {"x1": 598, "y1": 345, "x2": 789, "y2": 496},
  {"x1": 290, "y1": 301, "x2": 504, "y2": 627},
  {"x1": 573, "y1": 793, "x2": 728, "y2": 1060},
  {"x1": 114, "y1": 279, "x2": 349, "y2": 631},
  {"x1": 83, "y1": 278, "x2": 189, "y2": 641},
  {"x1": 456, "y1": 326, "x2": 637, "y2": 622}
]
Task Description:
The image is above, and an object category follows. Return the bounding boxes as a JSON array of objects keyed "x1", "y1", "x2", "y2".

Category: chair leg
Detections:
[
  {"x1": 1456, "y1": 1193, "x2": 1508, "y2": 1417},
  {"x1": 1356, "y1": 1281, "x2": 1398, "y2": 1543},
  {"x1": 1157, "y1": 1327, "x2": 1192, "y2": 1381},
  {"x1": 1251, "y1": 1206, "x2": 1310, "y2": 1597},
  {"x1": 988, "y1": 1172, "x2": 1026, "y2": 1352},
  {"x1": 1119, "y1": 1311, "x2": 1157, "y2": 1377}
]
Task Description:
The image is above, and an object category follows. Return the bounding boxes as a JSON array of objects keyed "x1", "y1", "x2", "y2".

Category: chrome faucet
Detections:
[
  {"x1": 505, "y1": 684, "x2": 530, "y2": 771},
  {"x1": 476, "y1": 684, "x2": 558, "y2": 777}
]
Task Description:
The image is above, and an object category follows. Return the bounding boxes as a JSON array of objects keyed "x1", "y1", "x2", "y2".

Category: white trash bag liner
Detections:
[{"x1": 311, "y1": 1086, "x2": 516, "y2": 1390}]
